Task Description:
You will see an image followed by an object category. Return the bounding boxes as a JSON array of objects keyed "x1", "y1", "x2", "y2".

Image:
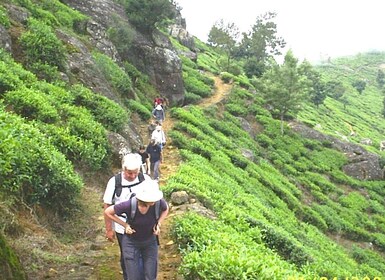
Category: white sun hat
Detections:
[
  {"x1": 122, "y1": 153, "x2": 142, "y2": 170},
  {"x1": 135, "y1": 180, "x2": 163, "y2": 202}
]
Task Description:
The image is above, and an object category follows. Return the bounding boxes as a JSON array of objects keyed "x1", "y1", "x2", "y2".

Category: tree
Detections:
[
  {"x1": 124, "y1": 0, "x2": 176, "y2": 33},
  {"x1": 352, "y1": 79, "x2": 366, "y2": 94},
  {"x1": 382, "y1": 96, "x2": 385, "y2": 118},
  {"x1": 376, "y1": 69, "x2": 385, "y2": 89},
  {"x1": 207, "y1": 19, "x2": 240, "y2": 72},
  {"x1": 299, "y1": 61, "x2": 326, "y2": 108},
  {"x1": 237, "y1": 12, "x2": 286, "y2": 77},
  {"x1": 258, "y1": 51, "x2": 308, "y2": 134},
  {"x1": 325, "y1": 80, "x2": 345, "y2": 100}
]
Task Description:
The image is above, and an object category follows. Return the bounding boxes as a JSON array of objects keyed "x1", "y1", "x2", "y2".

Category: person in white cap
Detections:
[
  {"x1": 103, "y1": 153, "x2": 151, "y2": 279},
  {"x1": 150, "y1": 124, "x2": 166, "y2": 150},
  {"x1": 151, "y1": 104, "x2": 165, "y2": 124},
  {"x1": 105, "y1": 179, "x2": 169, "y2": 280}
]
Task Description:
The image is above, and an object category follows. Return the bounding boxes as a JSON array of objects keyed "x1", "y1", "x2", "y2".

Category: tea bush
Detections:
[
  {"x1": 20, "y1": 18, "x2": 66, "y2": 70},
  {"x1": 92, "y1": 52, "x2": 132, "y2": 96},
  {"x1": 0, "y1": 107, "x2": 82, "y2": 216},
  {"x1": 70, "y1": 84, "x2": 128, "y2": 131},
  {"x1": 4, "y1": 87, "x2": 60, "y2": 123}
]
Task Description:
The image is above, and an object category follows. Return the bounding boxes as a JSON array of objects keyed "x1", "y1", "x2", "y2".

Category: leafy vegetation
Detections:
[{"x1": 1, "y1": 0, "x2": 385, "y2": 278}]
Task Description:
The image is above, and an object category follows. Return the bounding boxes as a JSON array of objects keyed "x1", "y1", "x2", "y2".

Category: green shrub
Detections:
[
  {"x1": 224, "y1": 103, "x2": 246, "y2": 117},
  {"x1": 259, "y1": 223, "x2": 313, "y2": 267},
  {"x1": 4, "y1": 87, "x2": 60, "y2": 123},
  {"x1": 92, "y1": 52, "x2": 132, "y2": 96},
  {"x1": 0, "y1": 232, "x2": 26, "y2": 280},
  {"x1": 19, "y1": 18, "x2": 66, "y2": 70},
  {"x1": 220, "y1": 72, "x2": 234, "y2": 83},
  {"x1": 183, "y1": 74, "x2": 212, "y2": 97},
  {"x1": 184, "y1": 91, "x2": 202, "y2": 105},
  {"x1": 37, "y1": 0, "x2": 88, "y2": 28},
  {"x1": 0, "y1": 108, "x2": 82, "y2": 216},
  {"x1": 70, "y1": 84, "x2": 128, "y2": 131},
  {"x1": 0, "y1": 50, "x2": 37, "y2": 94},
  {"x1": 0, "y1": 6, "x2": 10, "y2": 28},
  {"x1": 26, "y1": 62, "x2": 61, "y2": 82},
  {"x1": 127, "y1": 99, "x2": 151, "y2": 121},
  {"x1": 167, "y1": 130, "x2": 189, "y2": 149}
]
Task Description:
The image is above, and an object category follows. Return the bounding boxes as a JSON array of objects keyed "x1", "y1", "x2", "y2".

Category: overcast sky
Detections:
[{"x1": 175, "y1": 0, "x2": 385, "y2": 63}]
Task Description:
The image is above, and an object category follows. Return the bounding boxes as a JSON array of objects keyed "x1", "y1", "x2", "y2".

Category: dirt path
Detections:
[{"x1": 93, "y1": 75, "x2": 231, "y2": 279}]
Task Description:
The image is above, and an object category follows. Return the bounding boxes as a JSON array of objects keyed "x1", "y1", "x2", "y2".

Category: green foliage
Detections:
[
  {"x1": 0, "y1": 6, "x2": 10, "y2": 28},
  {"x1": 183, "y1": 73, "x2": 212, "y2": 98},
  {"x1": 183, "y1": 91, "x2": 202, "y2": 105},
  {"x1": 127, "y1": 99, "x2": 151, "y2": 121},
  {"x1": 220, "y1": 72, "x2": 234, "y2": 83},
  {"x1": 19, "y1": 18, "x2": 66, "y2": 71},
  {"x1": 36, "y1": 0, "x2": 88, "y2": 28},
  {"x1": 0, "y1": 232, "x2": 26, "y2": 280},
  {"x1": 60, "y1": 104, "x2": 109, "y2": 169},
  {"x1": 0, "y1": 49, "x2": 37, "y2": 94},
  {"x1": 123, "y1": 0, "x2": 175, "y2": 33},
  {"x1": 92, "y1": 52, "x2": 132, "y2": 96},
  {"x1": 107, "y1": 15, "x2": 134, "y2": 54},
  {"x1": 351, "y1": 79, "x2": 366, "y2": 94},
  {"x1": 0, "y1": 107, "x2": 82, "y2": 216},
  {"x1": 70, "y1": 84, "x2": 128, "y2": 131},
  {"x1": 4, "y1": 87, "x2": 60, "y2": 123}
]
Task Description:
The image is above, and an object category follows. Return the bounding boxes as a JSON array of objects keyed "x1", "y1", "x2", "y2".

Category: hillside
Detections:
[{"x1": 1, "y1": 0, "x2": 385, "y2": 279}]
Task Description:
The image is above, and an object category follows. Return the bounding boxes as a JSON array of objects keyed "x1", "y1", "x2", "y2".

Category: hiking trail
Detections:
[
  {"x1": 44, "y1": 75, "x2": 232, "y2": 280},
  {"x1": 103, "y1": 75, "x2": 231, "y2": 279}
]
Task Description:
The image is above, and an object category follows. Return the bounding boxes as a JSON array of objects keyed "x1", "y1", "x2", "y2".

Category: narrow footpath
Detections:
[{"x1": 94, "y1": 75, "x2": 232, "y2": 279}]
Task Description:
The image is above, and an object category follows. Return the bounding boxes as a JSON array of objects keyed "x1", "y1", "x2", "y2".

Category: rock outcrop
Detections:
[
  {"x1": 290, "y1": 122, "x2": 384, "y2": 180},
  {"x1": 61, "y1": 0, "x2": 185, "y2": 106}
]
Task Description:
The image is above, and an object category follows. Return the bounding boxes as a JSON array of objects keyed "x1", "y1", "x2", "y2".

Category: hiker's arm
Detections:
[
  {"x1": 158, "y1": 202, "x2": 169, "y2": 226},
  {"x1": 153, "y1": 202, "x2": 169, "y2": 235},
  {"x1": 145, "y1": 158, "x2": 150, "y2": 174},
  {"x1": 104, "y1": 205, "x2": 136, "y2": 235},
  {"x1": 103, "y1": 203, "x2": 115, "y2": 241}
]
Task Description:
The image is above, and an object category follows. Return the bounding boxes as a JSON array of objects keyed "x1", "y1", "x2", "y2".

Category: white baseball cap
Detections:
[{"x1": 122, "y1": 153, "x2": 142, "y2": 170}]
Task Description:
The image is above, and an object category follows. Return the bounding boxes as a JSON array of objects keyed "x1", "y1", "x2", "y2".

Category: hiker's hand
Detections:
[
  {"x1": 125, "y1": 224, "x2": 136, "y2": 235},
  {"x1": 153, "y1": 223, "x2": 161, "y2": 235},
  {"x1": 105, "y1": 229, "x2": 115, "y2": 242}
]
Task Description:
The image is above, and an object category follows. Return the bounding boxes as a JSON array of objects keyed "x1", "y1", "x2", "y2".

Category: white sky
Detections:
[{"x1": 175, "y1": 0, "x2": 385, "y2": 63}]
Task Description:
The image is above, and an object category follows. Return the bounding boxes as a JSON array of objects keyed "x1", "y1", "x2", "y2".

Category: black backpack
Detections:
[{"x1": 112, "y1": 172, "x2": 145, "y2": 203}]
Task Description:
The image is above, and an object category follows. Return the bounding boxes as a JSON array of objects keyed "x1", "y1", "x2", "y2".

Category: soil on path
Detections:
[
  {"x1": 21, "y1": 75, "x2": 232, "y2": 280},
  {"x1": 94, "y1": 75, "x2": 232, "y2": 279}
]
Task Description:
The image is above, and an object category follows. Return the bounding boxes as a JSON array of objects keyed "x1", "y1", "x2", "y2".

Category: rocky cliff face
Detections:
[{"x1": 61, "y1": 0, "x2": 186, "y2": 106}]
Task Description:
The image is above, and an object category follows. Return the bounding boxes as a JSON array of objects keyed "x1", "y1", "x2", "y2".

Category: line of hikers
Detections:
[{"x1": 103, "y1": 98, "x2": 169, "y2": 280}]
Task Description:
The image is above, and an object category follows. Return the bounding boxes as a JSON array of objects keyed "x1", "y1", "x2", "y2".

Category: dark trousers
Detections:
[
  {"x1": 121, "y1": 235, "x2": 158, "y2": 280},
  {"x1": 116, "y1": 233, "x2": 128, "y2": 279}
]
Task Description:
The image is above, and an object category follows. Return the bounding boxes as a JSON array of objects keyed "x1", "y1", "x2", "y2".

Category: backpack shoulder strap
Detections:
[
  {"x1": 155, "y1": 200, "x2": 161, "y2": 221},
  {"x1": 112, "y1": 173, "x2": 123, "y2": 202},
  {"x1": 130, "y1": 196, "x2": 137, "y2": 222},
  {"x1": 138, "y1": 172, "x2": 145, "y2": 182}
]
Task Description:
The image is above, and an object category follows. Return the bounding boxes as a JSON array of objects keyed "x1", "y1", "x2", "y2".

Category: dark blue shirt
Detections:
[
  {"x1": 114, "y1": 198, "x2": 167, "y2": 241},
  {"x1": 146, "y1": 144, "x2": 161, "y2": 163}
]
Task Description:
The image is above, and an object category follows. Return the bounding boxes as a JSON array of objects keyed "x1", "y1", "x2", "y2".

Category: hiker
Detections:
[
  {"x1": 103, "y1": 153, "x2": 151, "y2": 280},
  {"x1": 147, "y1": 120, "x2": 159, "y2": 139},
  {"x1": 152, "y1": 104, "x2": 165, "y2": 124},
  {"x1": 150, "y1": 125, "x2": 166, "y2": 150},
  {"x1": 138, "y1": 145, "x2": 150, "y2": 175},
  {"x1": 104, "y1": 180, "x2": 169, "y2": 280},
  {"x1": 153, "y1": 96, "x2": 163, "y2": 107},
  {"x1": 146, "y1": 138, "x2": 162, "y2": 181}
]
